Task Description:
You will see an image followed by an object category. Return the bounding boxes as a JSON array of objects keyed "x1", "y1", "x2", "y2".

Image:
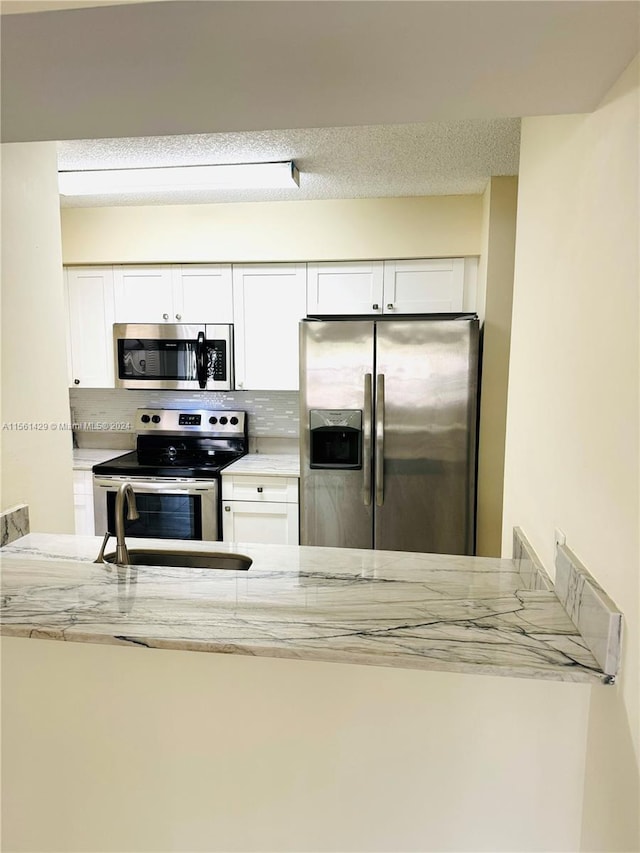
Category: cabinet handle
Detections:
[
  {"x1": 224, "y1": 505, "x2": 230, "y2": 512},
  {"x1": 387, "y1": 303, "x2": 394, "y2": 310},
  {"x1": 257, "y1": 487, "x2": 263, "y2": 493},
  {"x1": 372, "y1": 303, "x2": 379, "y2": 310},
  {"x1": 74, "y1": 379, "x2": 80, "y2": 385},
  {"x1": 162, "y1": 313, "x2": 169, "y2": 320},
  {"x1": 175, "y1": 314, "x2": 182, "y2": 321}
]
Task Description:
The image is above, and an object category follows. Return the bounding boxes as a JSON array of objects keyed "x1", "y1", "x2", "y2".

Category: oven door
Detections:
[
  {"x1": 114, "y1": 324, "x2": 233, "y2": 391},
  {"x1": 93, "y1": 476, "x2": 219, "y2": 541}
]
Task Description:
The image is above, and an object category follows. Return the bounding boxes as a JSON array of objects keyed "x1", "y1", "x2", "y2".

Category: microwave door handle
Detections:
[
  {"x1": 196, "y1": 331, "x2": 206, "y2": 389},
  {"x1": 362, "y1": 373, "x2": 373, "y2": 506}
]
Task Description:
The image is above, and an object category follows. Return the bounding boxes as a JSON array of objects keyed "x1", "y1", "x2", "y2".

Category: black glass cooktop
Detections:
[{"x1": 93, "y1": 450, "x2": 243, "y2": 480}]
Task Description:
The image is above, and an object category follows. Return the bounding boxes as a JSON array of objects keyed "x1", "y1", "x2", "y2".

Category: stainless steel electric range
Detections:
[{"x1": 92, "y1": 408, "x2": 247, "y2": 542}]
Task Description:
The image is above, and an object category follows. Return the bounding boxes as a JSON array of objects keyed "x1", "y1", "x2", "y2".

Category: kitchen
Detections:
[
  {"x1": 1, "y1": 2, "x2": 638, "y2": 852},
  {"x1": 70, "y1": 256, "x2": 481, "y2": 551}
]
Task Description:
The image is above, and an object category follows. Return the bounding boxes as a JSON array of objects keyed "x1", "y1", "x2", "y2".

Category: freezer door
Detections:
[
  {"x1": 299, "y1": 320, "x2": 375, "y2": 548},
  {"x1": 374, "y1": 318, "x2": 479, "y2": 554}
]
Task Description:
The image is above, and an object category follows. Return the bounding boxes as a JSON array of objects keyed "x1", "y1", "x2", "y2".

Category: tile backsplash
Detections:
[{"x1": 69, "y1": 388, "x2": 300, "y2": 445}]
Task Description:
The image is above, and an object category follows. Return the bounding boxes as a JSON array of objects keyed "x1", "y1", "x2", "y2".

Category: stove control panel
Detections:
[{"x1": 135, "y1": 408, "x2": 246, "y2": 436}]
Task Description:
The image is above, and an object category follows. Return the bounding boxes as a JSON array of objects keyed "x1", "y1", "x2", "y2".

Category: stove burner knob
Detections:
[
  {"x1": 219, "y1": 416, "x2": 228, "y2": 425},
  {"x1": 152, "y1": 415, "x2": 161, "y2": 424},
  {"x1": 230, "y1": 416, "x2": 239, "y2": 425},
  {"x1": 209, "y1": 416, "x2": 218, "y2": 425},
  {"x1": 141, "y1": 414, "x2": 151, "y2": 423}
]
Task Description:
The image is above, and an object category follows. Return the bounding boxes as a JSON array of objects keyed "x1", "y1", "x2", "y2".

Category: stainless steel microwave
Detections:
[{"x1": 114, "y1": 323, "x2": 234, "y2": 390}]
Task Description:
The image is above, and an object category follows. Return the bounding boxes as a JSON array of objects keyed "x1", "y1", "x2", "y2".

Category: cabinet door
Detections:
[
  {"x1": 172, "y1": 264, "x2": 233, "y2": 323},
  {"x1": 114, "y1": 266, "x2": 174, "y2": 323},
  {"x1": 307, "y1": 262, "x2": 384, "y2": 315},
  {"x1": 222, "y1": 501, "x2": 299, "y2": 545},
  {"x1": 382, "y1": 259, "x2": 465, "y2": 313},
  {"x1": 65, "y1": 267, "x2": 115, "y2": 388},
  {"x1": 232, "y1": 264, "x2": 306, "y2": 390}
]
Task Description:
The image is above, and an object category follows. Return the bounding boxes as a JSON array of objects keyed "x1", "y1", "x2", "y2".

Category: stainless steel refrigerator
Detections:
[{"x1": 299, "y1": 314, "x2": 479, "y2": 554}]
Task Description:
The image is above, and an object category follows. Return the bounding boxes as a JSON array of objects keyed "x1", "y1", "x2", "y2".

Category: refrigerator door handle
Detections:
[
  {"x1": 362, "y1": 373, "x2": 373, "y2": 506},
  {"x1": 376, "y1": 373, "x2": 385, "y2": 506}
]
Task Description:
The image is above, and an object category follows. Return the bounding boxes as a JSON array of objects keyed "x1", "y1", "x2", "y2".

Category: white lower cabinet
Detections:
[
  {"x1": 222, "y1": 475, "x2": 299, "y2": 545},
  {"x1": 73, "y1": 471, "x2": 95, "y2": 536}
]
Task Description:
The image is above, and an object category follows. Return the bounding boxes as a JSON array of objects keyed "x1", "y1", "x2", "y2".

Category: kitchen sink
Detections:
[{"x1": 102, "y1": 549, "x2": 252, "y2": 571}]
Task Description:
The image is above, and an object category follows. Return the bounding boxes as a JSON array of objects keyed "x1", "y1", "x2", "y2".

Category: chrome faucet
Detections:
[{"x1": 114, "y1": 483, "x2": 139, "y2": 566}]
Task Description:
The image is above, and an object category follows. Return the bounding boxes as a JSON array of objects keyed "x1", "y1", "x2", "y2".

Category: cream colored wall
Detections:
[
  {"x1": 503, "y1": 56, "x2": 639, "y2": 851},
  {"x1": 0, "y1": 143, "x2": 74, "y2": 533},
  {"x1": 61, "y1": 194, "x2": 482, "y2": 263},
  {"x1": 1, "y1": 636, "x2": 591, "y2": 853},
  {"x1": 476, "y1": 177, "x2": 518, "y2": 556}
]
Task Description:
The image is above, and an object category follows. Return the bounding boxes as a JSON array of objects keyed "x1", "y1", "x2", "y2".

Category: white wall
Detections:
[
  {"x1": 503, "y1": 56, "x2": 639, "y2": 851},
  {"x1": 60, "y1": 195, "x2": 482, "y2": 263},
  {"x1": 1, "y1": 636, "x2": 591, "y2": 853},
  {"x1": 0, "y1": 143, "x2": 74, "y2": 532}
]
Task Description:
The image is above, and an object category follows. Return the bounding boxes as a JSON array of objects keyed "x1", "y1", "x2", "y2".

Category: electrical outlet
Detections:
[{"x1": 554, "y1": 528, "x2": 566, "y2": 552}]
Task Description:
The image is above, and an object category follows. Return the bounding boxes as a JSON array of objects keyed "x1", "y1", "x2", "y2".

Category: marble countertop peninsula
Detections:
[
  {"x1": 0, "y1": 533, "x2": 608, "y2": 684},
  {"x1": 223, "y1": 453, "x2": 300, "y2": 477}
]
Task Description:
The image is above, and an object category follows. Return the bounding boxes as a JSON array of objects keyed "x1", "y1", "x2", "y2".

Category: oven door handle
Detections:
[
  {"x1": 196, "y1": 331, "x2": 207, "y2": 389},
  {"x1": 95, "y1": 482, "x2": 215, "y2": 495}
]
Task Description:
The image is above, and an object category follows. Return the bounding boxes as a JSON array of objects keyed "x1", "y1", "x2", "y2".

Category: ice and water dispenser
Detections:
[{"x1": 309, "y1": 410, "x2": 362, "y2": 469}]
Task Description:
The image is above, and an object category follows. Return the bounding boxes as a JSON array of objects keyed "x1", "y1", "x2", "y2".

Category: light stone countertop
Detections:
[
  {"x1": 0, "y1": 533, "x2": 607, "y2": 684},
  {"x1": 72, "y1": 448, "x2": 127, "y2": 471},
  {"x1": 223, "y1": 453, "x2": 300, "y2": 477}
]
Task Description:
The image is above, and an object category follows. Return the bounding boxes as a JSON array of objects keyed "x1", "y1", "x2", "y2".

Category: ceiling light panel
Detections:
[{"x1": 58, "y1": 161, "x2": 300, "y2": 196}]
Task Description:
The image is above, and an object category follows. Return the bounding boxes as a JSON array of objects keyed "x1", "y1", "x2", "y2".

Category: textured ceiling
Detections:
[{"x1": 57, "y1": 118, "x2": 521, "y2": 206}]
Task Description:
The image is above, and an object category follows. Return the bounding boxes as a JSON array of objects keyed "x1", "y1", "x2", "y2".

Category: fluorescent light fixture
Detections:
[{"x1": 58, "y1": 161, "x2": 300, "y2": 196}]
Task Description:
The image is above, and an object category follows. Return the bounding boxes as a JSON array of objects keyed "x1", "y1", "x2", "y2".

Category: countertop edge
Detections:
[{"x1": 0, "y1": 625, "x2": 605, "y2": 685}]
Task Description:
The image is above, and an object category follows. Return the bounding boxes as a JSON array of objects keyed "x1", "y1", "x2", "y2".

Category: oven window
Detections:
[
  {"x1": 106, "y1": 491, "x2": 203, "y2": 540},
  {"x1": 118, "y1": 339, "x2": 198, "y2": 381}
]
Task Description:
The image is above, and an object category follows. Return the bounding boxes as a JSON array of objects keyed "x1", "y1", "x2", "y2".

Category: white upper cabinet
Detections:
[
  {"x1": 307, "y1": 259, "x2": 466, "y2": 315},
  {"x1": 172, "y1": 264, "x2": 233, "y2": 323},
  {"x1": 65, "y1": 266, "x2": 115, "y2": 388},
  {"x1": 307, "y1": 262, "x2": 385, "y2": 315},
  {"x1": 114, "y1": 264, "x2": 233, "y2": 323},
  {"x1": 382, "y1": 258, "x2": 465, "y2": 313},
  {"x1": 232, "y1": 263, "x2": 307, "y2": 390},
  {"x1": 114, "y1": 266, "x2": 174, "y2": 323}
]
